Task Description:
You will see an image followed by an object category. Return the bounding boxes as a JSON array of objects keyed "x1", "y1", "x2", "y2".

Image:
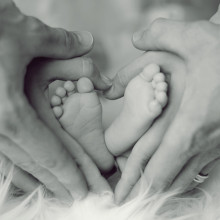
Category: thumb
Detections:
[
  {"x1": 36, "y1": 28, "x2": 94, "y2": 59},
  {"x1": 27, "y1": 57, "x2": 112, "y2": 91},
  {"x1": 27, "y1": 14, "x2": 94, "y2": 59}
]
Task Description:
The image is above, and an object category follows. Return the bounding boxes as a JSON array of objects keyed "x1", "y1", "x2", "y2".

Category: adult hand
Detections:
[
  {"x1": 106, "y1": 51, "x2": 186, "y2": 202},
  {"x1": 0, "y1": 0, "x2": 111, "y2": 201},
  {"x1": 25, "y1": 57, "x2": 112, "y2": 196},
  {"x1": 106, "y1": 6, "x2": 220, "y2": 203}
]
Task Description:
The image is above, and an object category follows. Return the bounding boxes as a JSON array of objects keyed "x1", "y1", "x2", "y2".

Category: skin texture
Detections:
[
  {"x1": 0, "y1": 1, "x2": 111, "y2": 202},
  {"x1": 105, "y1": 5, "x2": 220, "y2": 203}
]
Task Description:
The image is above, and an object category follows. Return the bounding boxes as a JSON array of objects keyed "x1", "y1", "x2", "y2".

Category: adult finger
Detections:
[
  {"x1": 26, "y1": 16, "x2": 94, "y2": 59},
  {"x1": 116, "y1": 156, "x2": 128, "y2": 172},
  {"x1": 0, "y1": 137, "x2": 72, "y2": 200},
  {"x1": 139, "y1": 98, "x2": 204, "y2": 193},
  {"x1": 1, "y1": 96, "x2": 87, "y2": 200},
  {"x1": 170, "y1": 152, "x2": 219, "y2": 192},
  {"x1": 132, "y1": 18, "x2": 220, "y2": 62},
  {"x1": 132, "y1": 18, "x2": 187, "y2": 56},
  {"x1": 105, "y1": 51, "x2": 182, "y2": 100},
  {"x1": 115, "y1": 53, "x2": 186, "y2": 203},
  {"x1": 1, "y1": 2, "x2": 93, "y2": 59},
  {"x1": 171, "y1": 123, "x2": 220, "y2": 192},
  {"x1": 53, "y1": 131, "x2": 112, "y2": 194},
  {"x1": 115, "y1": 118, "x2": 169, "y2": 203},
  {"x1": 126, "y1": 112, "x2": 194, "y2": 200},
  {"x1": 181, "y1": 159, "x2": 220, "y2": 192},
  {"x1": 0, "y1": 153, "x2": 39, "y2": 193},
  {"x1": 27, "y1": 57, "x2": 112, "y2": 91},
  {"x1": 200, "y1": 159, "x2": 220, "y2": 176}
]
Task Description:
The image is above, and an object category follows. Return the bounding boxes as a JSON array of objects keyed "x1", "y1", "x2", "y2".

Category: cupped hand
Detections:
[
  {"x1": 0, "y1": 1, "x2": 111, "y2": 202},
  {"x1": 110, "y1": 51, "x2": 186, "y2": 203},
  {"x1": 106, "y1": 6, "x2": 220, "y2": 203}
]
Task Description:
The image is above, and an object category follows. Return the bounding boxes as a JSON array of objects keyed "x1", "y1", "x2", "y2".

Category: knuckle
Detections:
[
  {"x1": 149, "y1": 18, "x2": 167, "y2": 37},
  {"x1": 17, "y1": 161, "x2": 39, "y2": 174},
  {"x1": 40, "y1": 157, "x2": 58, "y2": 170},
  {"x1": 181, "y1": 126, "x2": 210, "y2": 159},
  {"x1": 117, "y1": 70, "x2": 130, "y2": 89},
  {"x1": 185, "y1": 21, "x2": 209, "y2": 36},
  {"x1": 26, "y1": 17, "x2": 46, "y2": 49},
  {"x1": 42, "y1": 147, "x2": 68, "y2": 171},
  {"x1": 0, "y1": 4, "x2": 26, "y2": 46},
  {"x1": 82, "y1": 57, "x2": 94, "y2": 77},
  {"x1": 61, "y1": 29, "x2": 74, "y2": 50},
  {"x1": 27, "y1": 16, "x2": 45, "y2": 34},
  {"x1": 184, "y1": 21, "x2": 220, "y2": 52},
  {"x1": 132, "y1": 147, "x2": 149, "y2": 166},
  {"x1": 150, "y1": 177, "x2": 172, "y2": 192}
]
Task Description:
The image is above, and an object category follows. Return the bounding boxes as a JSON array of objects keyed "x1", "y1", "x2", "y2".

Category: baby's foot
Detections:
[
  {"x1": 105, "y1": 64, "x2": 168, "y2": 156},
  {"x1": 51, "y1": 78, "x2": 114, "y2": 173}
]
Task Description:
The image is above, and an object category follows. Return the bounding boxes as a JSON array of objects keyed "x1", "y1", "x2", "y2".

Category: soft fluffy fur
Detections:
[{"x1": 0, "y1": 160, "x2": 220, "y2": 220}]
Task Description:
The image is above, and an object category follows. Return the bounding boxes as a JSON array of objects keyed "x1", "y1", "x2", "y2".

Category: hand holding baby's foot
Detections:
[
  {"x1": 105, "y1": 64, "x2": 168, "y2": 156},
  {"x1": 51, "y1": 78, "x2": 114, "y2": 173}
]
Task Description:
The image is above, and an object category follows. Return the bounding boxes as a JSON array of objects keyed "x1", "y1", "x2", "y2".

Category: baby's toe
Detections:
[
  {"x1": 77, "y1": 77, "x2": 94, "y2": 93},
  {"x1": 155, "y1": 91, "x2": 168, "y2": 107},
  {"x1": 51, "y1": 95, "x2": 62, "y2": 107},
  {"x1": 153, "y1": 72, "x2": 166, "y2": 83},
  {"x1": 149, "y1": 100, "x2": 162, "y2": 116},
  {"x1": 156, "y1": 82, "x2": 168, "y2": 92},
  {"x1": 64, "y1": 81, "x2": 75, "y2": 96},
  {"x1": 56, "y1": 87, "x2": 67, "y2": 98},
  {"x1": 155, "y1": 79, "x2": 168, "y2": 107},
  {"x1": 53, "y1": 106, "x2": 63, "y2": 119},
  {"x1": 140, "y1": 63, "x2": 160, "y2": 82}
]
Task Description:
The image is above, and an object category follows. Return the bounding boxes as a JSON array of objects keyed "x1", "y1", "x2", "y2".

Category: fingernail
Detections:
[
  {"x1": 133, "y1": 30, "x2": 144, "y2": 42},
  {"x1": 101, "y1": 75, "x2": 113, "y2": 87},
  {"x1": 76, "y1": 31, "x2": 94, "y2": 48}
]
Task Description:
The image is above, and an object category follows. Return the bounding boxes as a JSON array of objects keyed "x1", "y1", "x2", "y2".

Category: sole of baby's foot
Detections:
[
  {"x1": 105, "y1": 63, "x2": 168, "y2": 156},
  {"x1": 51, "y1": 78, "x2": 114, "y2": 173}
]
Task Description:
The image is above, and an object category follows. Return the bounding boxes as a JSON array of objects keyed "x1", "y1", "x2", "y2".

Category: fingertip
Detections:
[
  {"x1": 75, "y1": 30, "x2": 94, "y2": 50},
  {"x1": 132, "y1": 30, "x2": 145, "y2": 45},
  {"x1": 103, "y1": 83, "x2": 124, "y2": 100},
  {"x1": 37, "y1": 28, "x2": 94, "y2": 59},
  {"x1": 103, "y1": 75, "x2": 126, "y2": 100},
  {"x1": 114, "y1": 181, "x2": 125, "y2": 205},
  {"x1": 101, "y1": 75, "x2": 113, "y2": 87}
]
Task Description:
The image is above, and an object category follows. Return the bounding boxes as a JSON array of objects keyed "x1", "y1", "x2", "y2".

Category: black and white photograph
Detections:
[{"x1": 0, "y1": 0, "x2": 220, "y2": 219}]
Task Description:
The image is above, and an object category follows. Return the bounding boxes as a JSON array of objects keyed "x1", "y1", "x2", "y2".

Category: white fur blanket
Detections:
[{"x1": 0, "y1": 160, "x2": 220, "y2": 220}]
